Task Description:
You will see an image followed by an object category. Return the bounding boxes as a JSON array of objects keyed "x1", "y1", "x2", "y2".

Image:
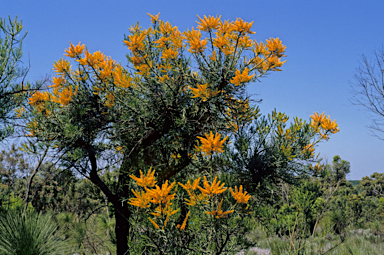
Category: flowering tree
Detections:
[{"x1": 25, "y1": 14, "x2": 287, "y2": 254}]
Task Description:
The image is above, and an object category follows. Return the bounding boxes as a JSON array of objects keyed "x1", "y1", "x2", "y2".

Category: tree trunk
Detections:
[
  {"x1": 115, "y1": 202, "x2": 131, "y2": 255},
  {"x1": 87, "y1": 145, "x2": 132, "y2": 255}
]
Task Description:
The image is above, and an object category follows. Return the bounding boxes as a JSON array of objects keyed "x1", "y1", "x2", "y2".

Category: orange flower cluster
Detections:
[
  {"x1": 184, "y1": 28, "x2": 207, "y2": 54},
  {"x1": 303, "y1": 142, "x2": 315, "y2": 157},
  {"x1": 28, "y1": 78, "x2": 79, "y2": 109},
  {"x1": 28, "y1": 91, "x2": 50, "y2": 107},
  {"x1": 129, "y1": 167, "x2": 157, "y2": 188},
  {"x1": 230, "y1": 68, "x2": 255, "y2": 86},
  {"x1": 119, "y1": 13, "x2": 286, "y2": 121},
  {"x1": 266, "y1": 38, "x2": 287, "y2": 58},
  {"x1": 29, "y1": 41, "x2": 135, "y2": 114},
  {"x1": 64, "y1": 42, "x2": 133, "y2": 92},
  {"x1": 193, "y1": 15, "x2": 286, "y2": 77},
  {"x1": 198, "y1": 176, "x2": 227, "y2": 196},
  {"x1": 196, "y1": 15, "x2": 221, "y2": 31},
  {"x1": 148, "y1": 12, "x2": 160, "y2": 23},
  {"x1": 310, "y1": 112, "x2": 340, "y2": 140},
  {"x1": 124, "y1": 33, "x2": 146, "y2": 52},
  {"x1": 53, "y1": 58, "x2": 71, "y2": 74},
  {"x1": 129, "y1": 168, "x2": 179, "y2": 229},
  {"x1": 189, "y1": 83, "x2": 220, "y2": 101},
  {"x1": 64, "y1": 42, "x2": 85, "y2": 58},
  {"x1": 130, "y1": 167, "x2": 252, "y2": 230},
  {"x1": 229, "y1": 185, "x2": 251, "y2": 204},
  {"x1": 232, "y1": 18, "x2": 255, "y2": 34},
  {"x1": 179, "y1": 175, "x2": 251, "y2": 222},
  {"x1": 179, "y1": 178, "x2": 208, "y2": 206},
  {"x1": 53, "y1": 86, "x2": 78, "y2": 106},
  {"x1": 196, "y1": 131, "x2": 228, "y2": 156}
]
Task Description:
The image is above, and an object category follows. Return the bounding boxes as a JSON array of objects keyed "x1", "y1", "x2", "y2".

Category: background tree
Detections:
[
  {"x1": 351, "y1": 48, "x2": 384, "y2": 140},
  {"x1": 0, "y1": 16, "x2": 34, "y2": 141},
  {"x1": 0, "y1": 144, "x2": 31, "y2": 211},
  {"x1": 359, "y1": 172, "x2": 384, "y2": 198}
]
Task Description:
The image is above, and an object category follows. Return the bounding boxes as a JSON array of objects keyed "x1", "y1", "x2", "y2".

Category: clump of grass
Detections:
[{"x1": 0, "y1": 211, "x2": 69, "y2": 255}]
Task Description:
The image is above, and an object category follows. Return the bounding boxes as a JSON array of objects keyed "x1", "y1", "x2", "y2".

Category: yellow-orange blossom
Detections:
[{"x1": 197, "y1": 131, "x2": 228, "y2": 156}]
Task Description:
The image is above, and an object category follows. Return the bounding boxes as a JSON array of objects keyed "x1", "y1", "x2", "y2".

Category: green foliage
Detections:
[
  {"x1": 0, "y1": 193, "x2": 34, "y2": 214},
  {"x1": 56, "y1": 212, "x2": 116, "y2": 254},
  {"x1": 256, "y1": 180, "x2": 324, "y2": 239},
  {"x1": 220, "y1": 110, "x2": 326, "y2": 196},
  {"x1": 128, "y1": 212, "x2": 253, "y2": 254}
]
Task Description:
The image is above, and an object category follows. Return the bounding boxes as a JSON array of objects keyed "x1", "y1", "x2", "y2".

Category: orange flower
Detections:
[
  {"x1": 150, "y1": 202, "x2": 179, "y2": 217},
  {"x1": 210, "y1": 50, "x2": 217, "y2": 61},
  {"x1": 189, "y1": 83, "x2": 219, "y2": 101},
  {"x1": 196, "y1": 15, "x2": 221, "y2": 31},
  {"x1": 129, "y1": 167, "x2": 157, "y2": 188},
  {"x1": 124, "y1": 33, "x2": 146, "y2": 52},
  {"x1": 212, "y1": 32, "x2": 235, "y2": 55},
  {"x1": 179, "y1": 177, "x2": 201, "y2": 191},
  {"x1": 147, "y1": 12, "x2": 160, "y2": 23},
  {"x1": 64, "y1": 41, "x2": 85, "y2": 58},
  {"x1": 238, "y1": 35, "x2": 253, "y2": 48},
  {"x1": 310, "y1": 112, "x2": 325, "y2": 128},
  {"x1": 49, "y1": 76, "x2": 66, "y2": 88},
  {"x1": 148, "y1": 217, "x2": 160, "y2": 229},
  {"x1": 196, "y1": 131, "x2": 228, "y2": 156},
  {"x1": 161, "y1": 48, "x2": 178, "y2": 60},
  {"x1": 229, "y1": 185, "x2": 251, "y2": 204},
  {"x1": 217, "y1": 20, "x2": 233, "y2": 34},
  {"x1": 128, "y1": 190, "x2": 151, "y2": 208},
  {"x1": 321, "y1": 116, "x2": 339, "y2": 134},
  {"x1": 232, "y1": 18, "x2": 255, "y2": 34},
  {"x1": 53, "y1": 58, "x2": 71, "y2": 74},
  {"x1": 53, "y1": 86, "x2": 78, "y2": 106},
  {"x1": 113, "y1": 65, "x2": 132, "y2": 88},
  {"x1": 198, "y1": 176, "x2": 227, "y2": 196},
  {"x1": 145, "y1": 180, "x2": 176, "y2": 205},
  {"x1": 205, "y1": 199, "x2": 234, "y2": 218},
  {"x1": 159, "y1": 21, "x2": 177, "y2": 34},
  {"x1": 252, "y1": 41, "x2": 268, "y2": 56},
  {"x1": 230, "y1": 68, "x2": 255, "y2": 86},
  {"x1": 179, "y1": 211, "x2": 190, "y2": 230},
  {"x1": 266, "y1": 38, "x2": 286, "y2": 58},
  {"x1": 303, "y1": 142, "x2": 315, "y2": 156},
  {"x1": 266, "y1": 56, "x2": 286, "y2": 70},
  {"x1": 28, "y1": 91, "x2": 51, "y2": 106},
  {"x1": 213, "y1": 33, "x2": 231, "y2": 48},
  {"x1": 184, "y1": 28, "x2": 207, "y2": 53}
]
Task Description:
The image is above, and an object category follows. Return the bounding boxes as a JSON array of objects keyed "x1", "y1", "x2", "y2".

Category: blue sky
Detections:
[{"x1": 2, "y1": 1, "x2": 384, "y2": 180}]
